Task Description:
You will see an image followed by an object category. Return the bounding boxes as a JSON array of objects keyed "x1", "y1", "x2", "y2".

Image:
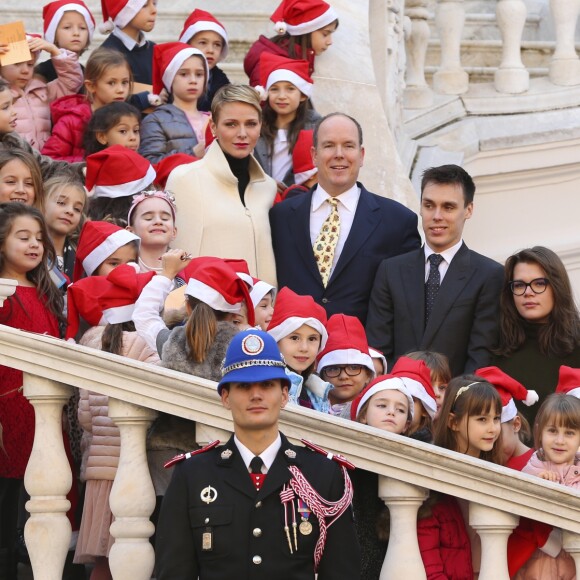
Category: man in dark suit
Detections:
[
  {"x1": 269, "y1": 113, "x2": 420, "y2": 324},
  {"x1": 155, "y1": 329, "x2": 360, "y2": 580},
  {"x1": 366, "y1": 165, "x2": 504, "y2": 376}
]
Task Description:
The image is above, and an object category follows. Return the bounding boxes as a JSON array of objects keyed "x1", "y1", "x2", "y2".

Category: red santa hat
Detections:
[
  {"x1": 153, "y1": 153, "x2": 198, "y2": 189},
  {"x1": 249, "y1": 277, "x2": 276, "y2": 308},
  {"x1": 267, "y1": 286, "x2": 328, "y2": 350},
  {"x1": 556, "y1": 366, "x2": 580, "y2": 399},
  {"x1": 350, "y1": 374, "x2": 414, "y2": 421},
  {"x1": 271, "y1": 0, "x2": 338, "y2": 36},
  {"x1": 73, "y1": 221, "x2": 140, "y2": 282},
  {"x1": 183, "y1": 257, "x2": 255, "y2": 326},
  {"x1": 99, "y1": 263, "x2": 155, "y2": 324},
  {"x1": 152, "y1": 42, "x2": 208, "y2": 96},
  {"x1": 391, "y1": 356, "x2": 437, "y2": 419},
  {"x1": 99, "y1": 0, "x2": 147, "y2": 34},
  {"x1": 293, "y1": 129, "x2": 317, "y2": 185},
  {"x1": 475, "y1": 366, "x2": 539, "y2": 423},
  {"x1": 179, "y1": 9, "x2": 229, "y2": 60},
  {"x1": 43, "y1": 0, "x2": 95, "y2": 44},
  {"x1": 177, "y1": 257, "x2": 253, "y2": 288},
  {"x1": 258, "y1": 52, "x2": 313, "y2": 98},
  {"x1": 369, "y1": 347, "x2": 387, "y2": 375},
  {"x1": 85, "y1": 146, "x2": 156, "y2": 199},
  {"x1": 66, "y1": 275, "x2": 110, "y2": 339},
  {"x1": 316, "y1": 314, "x2": 373, "y2": 375}
]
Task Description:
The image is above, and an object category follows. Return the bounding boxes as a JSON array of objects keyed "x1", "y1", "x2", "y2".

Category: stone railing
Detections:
[
  {"x1": 404, "y1": 0, "x2": 580, "y2": 108},
  {"x1": 1, "y1": 322, "x2": 580, "y2": 580}
]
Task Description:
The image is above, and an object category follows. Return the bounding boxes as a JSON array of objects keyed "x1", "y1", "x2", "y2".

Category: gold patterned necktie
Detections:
[{"x1": 313, "y1": 197, "x2": 341, "y2": 287}]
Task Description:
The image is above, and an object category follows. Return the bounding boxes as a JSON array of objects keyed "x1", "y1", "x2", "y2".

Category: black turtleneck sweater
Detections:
[
  {"x1": 223, "y1": 152, "x2": 250, "y2": 206},
  {"x1": 495, "y1": 322, "x2": 580, "y2": 426}
]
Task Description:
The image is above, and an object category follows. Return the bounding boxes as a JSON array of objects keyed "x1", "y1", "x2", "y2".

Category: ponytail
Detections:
[
  {"x1": 185, "y1": 300, "x2": 218, "y2": 363},
  {"x1": 101, "y1": 321, "x2": 135, "y2": 356}
]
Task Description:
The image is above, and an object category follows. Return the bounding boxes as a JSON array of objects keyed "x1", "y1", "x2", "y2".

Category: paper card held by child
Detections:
[{"x1": 0, "y1": 21, "x2": 32, "y2": 67}]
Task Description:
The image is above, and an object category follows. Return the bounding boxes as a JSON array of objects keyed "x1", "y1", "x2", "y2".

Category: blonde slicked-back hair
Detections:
[{"x1": 211, "y1": 84, "x2": 262, "y2": 123}]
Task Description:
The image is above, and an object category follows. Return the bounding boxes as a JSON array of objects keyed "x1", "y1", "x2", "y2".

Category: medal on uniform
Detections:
[
  {"x1": 200, "y1": 485, "x2": 217, "y2": 504},
  {"x1": 298, "y1": 500, "x2": 312, "y2": 535},
  {"x1": 202, "y1": 528, "x2": 213, "y2": 551}
]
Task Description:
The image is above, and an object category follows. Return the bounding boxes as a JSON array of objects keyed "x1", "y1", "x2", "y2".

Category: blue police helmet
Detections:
[{"x1": 217, "y1": 329, "x2": 290, "y2": 394}]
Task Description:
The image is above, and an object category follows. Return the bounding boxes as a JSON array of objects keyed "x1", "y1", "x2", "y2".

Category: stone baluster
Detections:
[
  {"x1": 404, "y1": 0, "x2": 434, "y2": 108},
  {"x1": 378, "y1": 476, "x2": 428, "y2": 579},
  {"x1": 0, "y1": 278, "x2": 17, "y2": 306},
  {"x1": 433, "y1": 0, "x2": 469, "y2": 94},
  {"x1": 549, "y1": 0, "x2": 580, "y2": 85},
  {"x1": 469, "y1": 502, "x2": 519, "y2": 580},
  {"x1": 108, "y1": 398, "x2": 157, "y2": 580},
  {"x1": 494, "y1": 0, "x2": 529, "y2": 93},
  {"x1": 23, "y1": 375, "x2": 73, "y2": 580},
  {"x1": 563, "y1": 531, "x2": 580, "y2": 574}
]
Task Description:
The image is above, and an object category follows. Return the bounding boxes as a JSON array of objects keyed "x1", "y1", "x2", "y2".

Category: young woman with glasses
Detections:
[{"x1": 495, "y1": 246, "x2": 580, "y2": 426}]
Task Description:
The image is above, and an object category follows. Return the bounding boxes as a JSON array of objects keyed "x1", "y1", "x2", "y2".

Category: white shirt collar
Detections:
[
  {"x1": 112, "y1": 26, "x2": 146, "y2": 50},
  {"x1": 424, "y1": 239, "x2": 464, "y2": 265},
  {"x1": 311, "y1": 183, "x2": 360, "y2": 213},
  {"x1": 234, "y1": 433, "x2": 282, "y2": 473}
]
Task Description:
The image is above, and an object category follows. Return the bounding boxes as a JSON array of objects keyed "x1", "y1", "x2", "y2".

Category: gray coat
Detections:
[
  {"x1": 253, "y1": 108, "x2": 321, "y2": 187},
  {"x1": 139, "y1": 103, "x2": 206, "y2": 164}
]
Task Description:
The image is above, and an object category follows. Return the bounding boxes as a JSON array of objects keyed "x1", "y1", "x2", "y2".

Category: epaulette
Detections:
[
  {"x1": 164, "y1": 440, "x2": 220, "y2": 468},
  {"x1": 301, "y1": 439, "x2": 356, "y2": 470}
]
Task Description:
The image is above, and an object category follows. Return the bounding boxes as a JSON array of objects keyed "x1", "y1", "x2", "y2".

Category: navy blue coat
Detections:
[{"x1": 269, "y1": 183, "x2": 420, "y2": 323}]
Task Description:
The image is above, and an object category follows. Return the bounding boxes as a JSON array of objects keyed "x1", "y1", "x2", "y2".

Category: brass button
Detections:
[
  {"x1": 253, "y1": 528, "x2": 262, "y2": 537},
  {"x1": 253, "y1": 555, "x2": 262, "y2": 565}
]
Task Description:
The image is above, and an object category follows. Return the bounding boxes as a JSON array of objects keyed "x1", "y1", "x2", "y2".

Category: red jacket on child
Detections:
[{"x1": 42, "y1": 94, "x2": 92, "y2": 162}]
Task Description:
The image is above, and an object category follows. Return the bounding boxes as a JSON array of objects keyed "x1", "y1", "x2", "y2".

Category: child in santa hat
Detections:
[
  {"x1": 139, "y1": 43, "x2": 210, "y2": 163},
  {"x1": 68, "y1": 264, "x2": 159, "y2": 577},
  {"x1": 317, "y1": 313, "x2": 375, "y2": 418},
  {"x1": 35, "y1": 0, "x2": 95, "y2": 84},
  {"x1": 254, "y1": 53, "x2": 320, "y2": 191},
  {"x1": 369, "y1": 347, "x2": 387, "y2": 376},
  {"x1": 249, "y1": 276, "x2": 276, "y2": 331},
  {"x1": 85, "y1": 144, "x2": 156, "y2": 223},
  {"x1": 267, "y1": 286, "x2": 332, "y2": 412},
  {"x1": 244, "y1": 0, "x2": 339, "y2": 87},
  {"x1": 179, "y1": 9, "x2": 231, "y2": 112}
]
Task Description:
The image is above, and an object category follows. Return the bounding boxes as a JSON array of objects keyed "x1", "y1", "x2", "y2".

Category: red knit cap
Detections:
[
  {"x1": 43, "y1": 0, "x2": 95, "y2": 44},
  {"x1": 271, "y1": 0, "x2": 338, "y2": 36},
  {"x1": 391, "y1": 356, "x2": 437, "y2": 419},
  {"x1": 555, "y1": 365, "x2": 580, "y2": 399}
]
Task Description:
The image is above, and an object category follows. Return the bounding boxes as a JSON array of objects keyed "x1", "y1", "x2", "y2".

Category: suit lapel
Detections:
[
  {"x1": 256, "y1": 436, "x2": 297, "y2": 501},
  {"x1": 422, "y1": 243, "x2": 473, "y2": 346},
  {"x1": 219, "y1": 437, "x2": 257, "y2": 500},
  {"x1": 328, "y1": 186, "x2": 381, "y2": 284},
  {"x1": 403, "y1": 249, "x2": 427, "y2": 345}
]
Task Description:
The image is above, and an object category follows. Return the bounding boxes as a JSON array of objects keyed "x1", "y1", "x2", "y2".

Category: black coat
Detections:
[{"x1": 155, "y1": 433, "x2": 361, "y2": 580}]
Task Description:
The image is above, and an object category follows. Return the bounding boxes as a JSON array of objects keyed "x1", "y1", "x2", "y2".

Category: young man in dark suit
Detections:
[
  {"x1": 366, "y1": 164, "x2": 504, "y2": 376},
  {"x1": 155, "y1": 329, "x2": 361, "y2": 579}
]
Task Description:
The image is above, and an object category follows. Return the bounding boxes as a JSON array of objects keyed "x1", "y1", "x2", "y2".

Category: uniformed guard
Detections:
[{"x1": 155, "y1": 329, "x2": 361, "y2": 579}]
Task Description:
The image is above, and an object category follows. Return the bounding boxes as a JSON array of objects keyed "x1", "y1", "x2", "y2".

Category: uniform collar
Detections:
[
  {"x1": 112, "y1": 26, "x2": 146, "y2": 50},
  {"x1": 234, "y1": 434, "x2": 281, "y2": 472}
]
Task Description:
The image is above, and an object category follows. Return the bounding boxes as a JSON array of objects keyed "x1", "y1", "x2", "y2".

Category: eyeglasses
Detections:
[
  {"x1": 323, "y1": 365, "x2": 365, "y2": 378},
  {"x1": 508, "y1": 278, "x2": 550, "y2": 296}
]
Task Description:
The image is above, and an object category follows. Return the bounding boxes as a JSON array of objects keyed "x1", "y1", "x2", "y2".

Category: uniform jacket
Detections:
[
  {"x1": 155, "y1": 433, "x2": 361, "y2": 580},
  {"x1": 41, "y1": 94, "x2": 91, "y2": 161},
  {"x1": 139, "y1": 104, "x2": 207, "y2": 163},
  {"x1": 11, "y1": 49, "x2": 83, "y2": 150},
  {"x1": 167, "y1": 140, "x2": 278, "y2": 285},
  {"x1": 269, "y1": 183, "x2": 420, "y2": 323},
  {"x1": 253, "y1": 109, "x2": 321, "y2": 186},
  {"x1": 366, "y1": 243, "x2": 504, "y2": 376},
  {"x1": 417, "y1": 495, "x2": 473, "y2": 580},
  {"x1": 198, "y1": 66, "x2": 230, "y2": 112}
]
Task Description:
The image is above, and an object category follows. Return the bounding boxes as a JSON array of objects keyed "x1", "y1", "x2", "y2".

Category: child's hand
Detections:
[
  {"x1": 193, "y1": 139, "x2": 206, "y2": 158},
  {"x1": 27, "y1": 37, "x2": 60, "y2": 58},
  {"x1": 538, "y1": 470, "x2": 560, "y2": 482},
  {"x1": 161, "y1": 249, "x2": 192, "y2": 280},
  {"x1": 276, "y1": 181, "x2": 286, "y2": 195},
  {"x1": 0, "y1": 44, "x2": 9, "y2": 55}
]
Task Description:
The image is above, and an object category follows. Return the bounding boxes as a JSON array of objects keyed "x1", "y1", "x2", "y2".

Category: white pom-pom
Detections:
[
  {"x1": 274, "y1": 21, "x2": 287, "y2": 35},
  {"x1": 524, "y1": 390, "x2": 539, "y2": 406},
  {"x1": 148, "y1": 93, "x2": 163, "y2": 107},
  {"x1": 254, "y1": 85, "x2": 267, "y2": 102},
  {"x1": 98, "y1": 19, "x2": 114, "y2": 34}
]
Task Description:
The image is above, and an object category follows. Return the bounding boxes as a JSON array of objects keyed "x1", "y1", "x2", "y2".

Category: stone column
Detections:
[
  {"x1": 0, "y1": 278, "x2": 17, "y2": 306},
  {"x1": 378, "y1": 476, "x2": 428, "y2": 579},
  {"x1": 433, "y1": 0, "x2": 469, "y2": 94},
  {"x1": 404, "y1": 0, "x2": 434, "y2": 108},
  {"x1": 494, "y1": 0, "x2": 529, "y2": 93},
  {"x1": 23, "y1": 375, "x2": 73, "y2": 580},
  {"x1": 469, "y1": 502, "x2": 519, "y2": 580},
  {"x1": 108, "y1": 398, "x2": 157, "y2": 580},
  {"x1": 563, "y1": 530, "x2": 580, "y2": 574},
  {"x1": 549, "y1": 0, "x2": 580, "y2": 85}
]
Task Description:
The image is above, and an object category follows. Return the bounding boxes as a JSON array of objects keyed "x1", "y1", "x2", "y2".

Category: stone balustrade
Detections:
[{"x1": 1, "y1": 319, "x2": 580, "y2": 579}]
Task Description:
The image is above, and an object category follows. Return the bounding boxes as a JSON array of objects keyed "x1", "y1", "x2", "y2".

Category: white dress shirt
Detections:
[
  {"x1": 309, "y1": 183, "x2": 361, "y2": 274},
  {"x1": 424, "y1": 240, "x2": 464, "y2": 283},
  {"x1": 234, "y1": 434, "x2": 282, "y2": 474},
  {"x1": 272, "y1": 130, "x2": 292, "y2": 182},
  {"x1": 112, "y1": 26, "x2": 147, "y2": 50}
]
